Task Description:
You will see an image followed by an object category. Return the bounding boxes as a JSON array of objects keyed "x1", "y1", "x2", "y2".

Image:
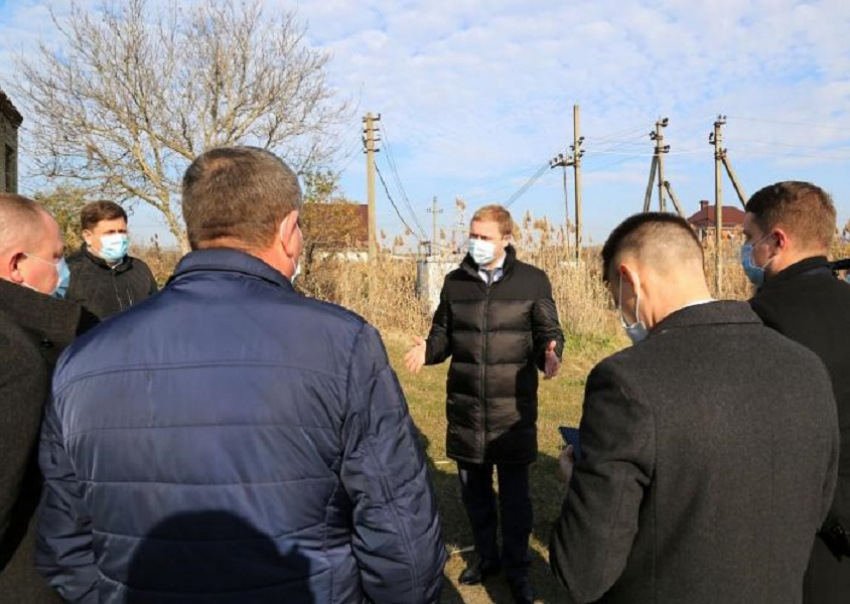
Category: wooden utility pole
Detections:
[
  {"x1": 711, "y1": 115, "x2": 726, "y2": 294},
  {"x1": 644, "y1": 118, "x2": 678, "y2": 214},
  {"x1": 722, "y1": 154, "x2": 748, "y2": 208},
  {"x1": 363, "y1": 112, "x2": 381, "y2": 261},
  {"x1": 549, "y1": 152, "x2": 571, "y2": 251},
  {"x1": 549, "y1": 104, "x2": 583, "y2": 261},
  {"x1": 573, "y1": 105, "x2": 584, "y2": 261},
  {"x1": 655, "y1": 118, "x2": 669, "y2": 212},
  {"x1": 561, "y1": 163, "x2": 570, "y2": 254},
  {"x1": 428, "y1": 196, "x2": 442, "y2": 257}
]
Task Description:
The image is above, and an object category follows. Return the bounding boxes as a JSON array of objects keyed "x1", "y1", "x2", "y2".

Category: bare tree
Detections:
[{"x1": 13, "y1": 0, "x2": 349, "y2": 252}]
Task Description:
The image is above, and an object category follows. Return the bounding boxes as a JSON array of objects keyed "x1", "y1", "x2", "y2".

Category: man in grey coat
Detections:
[{"x1": 550, "y1": 212, "x2": 839, "y2": 604}]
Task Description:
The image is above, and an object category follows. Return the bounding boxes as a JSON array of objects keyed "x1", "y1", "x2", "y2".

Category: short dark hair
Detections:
[
  {"x1": 80, "y1": 201, "x2": 128, "y2": 231},
  {"x1": 745, "y1": 181, "x2": 835, "y2": 251},
  {"x1": 182, "y1": 146, "x2": 303, "y2": 251},
  {"x1": 601, "y1": 212, "x2": 703, "y2": 283}
]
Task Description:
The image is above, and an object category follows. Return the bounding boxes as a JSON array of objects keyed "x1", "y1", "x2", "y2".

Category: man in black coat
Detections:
[
  {"x1": 66, "y1": 200, "x2": 158, "y2": 320},
  {"x1": 0, "y1": 194, "x2": 96, "y2": 602},
  {"x1": 550, "y1": 213, "x2": 839, "y2": 604},
  {"x1": 406, "y1": 204, "x2": 564, "y2": 603},
  {"x1": 743, "y1": 181, "x2": 850, "y2": 603}
]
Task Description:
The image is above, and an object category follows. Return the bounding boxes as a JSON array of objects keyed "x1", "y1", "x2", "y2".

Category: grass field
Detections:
[{"x1": 383, "y1": 333, "x2": 624, "y2": 604}]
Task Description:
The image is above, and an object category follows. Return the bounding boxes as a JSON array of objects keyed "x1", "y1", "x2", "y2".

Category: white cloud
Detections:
[{"x1": 3, "y1": 0, "x2": 850, "y2": 241}]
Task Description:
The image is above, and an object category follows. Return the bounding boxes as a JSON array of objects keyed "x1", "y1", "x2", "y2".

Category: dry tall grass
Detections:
[{"x1": 134, "y1": 215, "x2": 850, "y2": 340}]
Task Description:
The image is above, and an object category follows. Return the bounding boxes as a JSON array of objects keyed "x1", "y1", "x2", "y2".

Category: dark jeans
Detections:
[{"x1": 457, "y1": 461, "x2": 532, "y2": 579}]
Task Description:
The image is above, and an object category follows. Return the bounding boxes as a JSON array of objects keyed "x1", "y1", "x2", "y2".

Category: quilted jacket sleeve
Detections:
[
  {"x1": 35, "y1": 391, "x2": 98, "y2": 604},
  {"x1": 532, "y1": 271, "x2": 565, "y2": 371},
  {"x1": 341, "y1": 323, "x2": 446, "y2": 604},
  {"x1": 425, "y1": 278, "x2": 452, "y2": 365}
]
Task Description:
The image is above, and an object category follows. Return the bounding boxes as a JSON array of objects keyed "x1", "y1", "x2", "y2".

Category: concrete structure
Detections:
[
  {"x1": 416, "y1": 256, "x2": 461, "y2": 314},
  {"x1": 0, "y1": 88, "x2": 22, "y2": 194}
]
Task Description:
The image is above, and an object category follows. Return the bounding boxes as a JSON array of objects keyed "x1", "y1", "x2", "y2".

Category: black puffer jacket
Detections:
[
  {"x1": 66, "y1": 244, "x2": 158, "y2": 320},
  {"x1": 425, "y1": 247, "x2": 564, "y2": 465}
]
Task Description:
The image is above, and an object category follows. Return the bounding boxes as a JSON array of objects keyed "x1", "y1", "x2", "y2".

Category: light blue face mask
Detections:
[
  {"x1": 23, "y1": 254, "x2": 70, "y2": 299},
  {"x1": 468, "y1": 238, "x2": 497, "y2": 267},
  {"x1": 740, "y1": 233, "x2": 774, "y2": 287},
  {"x1": 98, "y1": 233, "x2": 130, "y2": 263},
  {"x1": 618, "y1": 272, "x2": 648, "y2": 344}
]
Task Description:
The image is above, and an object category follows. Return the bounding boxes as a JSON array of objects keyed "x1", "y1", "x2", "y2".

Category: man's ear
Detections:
[
  {"x1": 8, "y1": 252, "x2": 26, "y2": 284},
  {"x1": 619, "y1": 262, "x2": 641, "y2": 294},
  {"x1": 278, "y1": 210, "x2": 300, "y2": 257},
  {"x1": 82, "y1": 229, "x2": 94, "y2": 247},
  {"x1": 773, "y1": 227, "x2": 790, "y2": 251}
]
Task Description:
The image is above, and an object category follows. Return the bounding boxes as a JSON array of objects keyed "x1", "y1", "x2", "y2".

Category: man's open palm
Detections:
[
  {"x1": 404, "y1": 336, "x2": 427, "y2": 373},
  {"x1": 544, "y1": 340, "x2": 560, "y2": 379}
]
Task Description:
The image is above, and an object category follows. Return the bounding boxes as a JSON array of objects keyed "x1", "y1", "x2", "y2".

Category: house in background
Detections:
[
  {"x1": 687, "y1": 199, "x2": 745, "y2": 242},
  {"x1": 302, "y1": 202, "x2": 369, "y2": 260},
  {"x1": 0, "y1": 88, "x2": 22, "y2": 194}
]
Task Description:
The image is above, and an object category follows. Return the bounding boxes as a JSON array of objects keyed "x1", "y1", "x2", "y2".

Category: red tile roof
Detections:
[{"x1": 687, "y1": 200, "x2": 745, "y2": 229}]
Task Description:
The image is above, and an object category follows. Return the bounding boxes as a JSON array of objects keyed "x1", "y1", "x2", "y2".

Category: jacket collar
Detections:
[
  {"x1": 0, "y1": 278, "x2": 84, "y2": 345},
  {"x1": 460, "y1": 244, "x2": 518, "y2": 278},
  {"x1": 651, "y1": 300, "x2": 761, "y2": 337},
  {"x1": 170, "y1": 248, "x2": 294, "y2": 291},
  {"x1": 760, "y1": 256, "x2": 831, "y2": 291},
  {"x1": 82, "y1": 243, "x2": 131, "y2": 272}
]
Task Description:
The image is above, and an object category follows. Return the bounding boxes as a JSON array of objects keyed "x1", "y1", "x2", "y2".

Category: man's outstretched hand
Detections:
[
  {"x1": 544, "y1": 340, "x2": 560, "y2": 379},
  {"x1": 404, "y1": 336, "x2": 427, "y2": 374}
]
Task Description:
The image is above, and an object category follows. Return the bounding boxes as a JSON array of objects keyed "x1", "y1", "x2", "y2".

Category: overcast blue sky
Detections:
[{"x1": 2, "y1": 0, "x2": 850, "y2": 249}]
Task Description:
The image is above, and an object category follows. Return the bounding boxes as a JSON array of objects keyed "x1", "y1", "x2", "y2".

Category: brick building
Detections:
[
  {"x1": 0, "y1": 88, "x2": 22, "y2": 194},
  {"x1": 687, "y1": 199, "x2": 745, "y2": 242}
]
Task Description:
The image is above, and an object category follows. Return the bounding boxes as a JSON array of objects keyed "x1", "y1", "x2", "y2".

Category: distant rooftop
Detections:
[{"x1": 687, "y1": 199, "x2": 745, "y2": 229}]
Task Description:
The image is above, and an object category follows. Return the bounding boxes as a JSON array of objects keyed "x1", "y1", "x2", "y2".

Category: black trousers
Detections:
[{"x1": 457, "y1": 461, "x2": 532, "y2": 579}]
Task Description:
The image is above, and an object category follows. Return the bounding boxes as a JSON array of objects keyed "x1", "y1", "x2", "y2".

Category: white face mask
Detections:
[
  {"x1": 281, "y1": 221, "x2": 302, "y2": 285},
  {"x1": 619, "y1": 271, "x2": 648, "y2": 344},
  {"x1": 468, "y1": 238, "x2": 497, "y2": 266},
  {"x1": 291, "y1": 258, "x2": 301, "y2": 284}
]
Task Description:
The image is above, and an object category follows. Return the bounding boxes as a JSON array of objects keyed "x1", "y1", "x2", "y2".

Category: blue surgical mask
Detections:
[
  {"x1": 740, "y1": 233, "x2": 774, "y2": 287},
  {"x1": 98, "y1": 233, "x2": 129, "y2": 263},
  {"x1": 23, "y1": 254, "x2": 70, "y2": 299},
  {"x1": 469, "y1": 238, "x2": 497, "y2": 267},
  {"x1": 619, "y1": 272, "x2": 648, "y2": 344}
]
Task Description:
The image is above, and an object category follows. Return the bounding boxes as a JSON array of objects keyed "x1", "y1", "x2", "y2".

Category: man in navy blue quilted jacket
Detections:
[{"x1": 35, "y1": 146, "x2": 446, "y2": 603}]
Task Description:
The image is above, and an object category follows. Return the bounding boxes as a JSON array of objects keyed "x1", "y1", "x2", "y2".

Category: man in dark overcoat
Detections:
[
  {"x1": 0, "y1": 193, "x2": 95, "y2": 602},
  {"x1": 550, "y1": 212, "x2": 839, "y2": 604},
  {"x1": 744, "y1": 181, "x2": 850, "y2": 603}
]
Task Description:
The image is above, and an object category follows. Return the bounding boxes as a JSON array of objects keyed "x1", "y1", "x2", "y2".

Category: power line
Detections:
[
  {"x1": 378, "y1": 122, "x2": 428, "y2": 239},
  {"x1": 728, "y1": 115, "x2": 850, "y2": 133},
  {"x1": 504, "y1": 163, "x2": 550, "y2": 208},
  {"x1": 374, "y1": 162, "x2": 421, "y2": 238}
]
